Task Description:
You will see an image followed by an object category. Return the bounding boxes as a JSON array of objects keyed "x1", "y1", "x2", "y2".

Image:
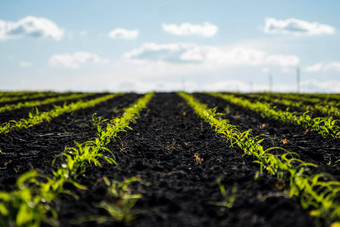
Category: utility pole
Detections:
[
  {"x1": 297, "y1": 67, "x2": 300, "y2": 93},
  {"x1": 269, "y1": 74, "x2": 273, "y2": 92}
]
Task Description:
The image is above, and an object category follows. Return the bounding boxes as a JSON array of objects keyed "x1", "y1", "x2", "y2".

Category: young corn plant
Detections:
[
  {"x1": 0, "y1": 171, "x2": 58, "y2": 227},
  {"x1": 97, "y1": 177, "x2": 142, "y2": 224},
  {"x1": 247, "y1": 93, "x2": 340, "y2": 118},
  {"x1": 0, "y1": 93, "x2": 155, "y2": 226},
  {"x1": 0, "y1": 93, "x2": 92, "y2": 113},
  {"x1": 55, "y1": 141, "x2": 116, "y2": 180},
  {"x1": 210, "y1": 93, "x2": 340, "y2": 139},
  {"x1": 211, "y1": 177, "x2": 237, "y2": 209},
  {"x1": 0, "y1": 92, "x2": 58, "y2": 103},
  {"x1": 0, "y1": 93, "x2": 122, "y2": 134},
  {"x1": 178, "y1": 92, "x2": 340, "y2": 225}
]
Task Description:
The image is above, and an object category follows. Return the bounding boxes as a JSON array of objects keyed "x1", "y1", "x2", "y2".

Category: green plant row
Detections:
[
  {"x1": 211, "y1": 93, "x2": 340, "y2": 139},
  {"x1": 178, "y1": 92, "x2": 340, "y2": 225},
  {"x1": 246, "y1": 93, "x2": 340, "y2": 117},
  {"x1": 249, "y1": 93, "x2": 340, "y2": 108},
  {"x1": 0, "y1": 92, "x2": 60, "y2": 103},
  {"x1": 0, "y1": 92, "x2": 154, "y2": 226},
  {"x1": 0, "y1": 93, "x2": 93, "y2": 113},
  {"x1": 0, "y1": 91, "x2": 56, "y2": 98},
  {"x1": 0, "y1": 93, "x2": 121, "y2": 134}
]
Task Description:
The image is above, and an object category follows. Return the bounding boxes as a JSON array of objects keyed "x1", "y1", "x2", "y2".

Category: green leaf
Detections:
[
  {"x1": 16, "y1": 171, "x2": 39, "y2": 189},
  {"x1": 16, "y1": 204, "x2": 32, "y2": 225},
  {"x1": 0, "y1": 203, "x2": 9, "y2": 215},
  {"x1": 0, "y1": 192, "x2": 10, "y2": 201}
]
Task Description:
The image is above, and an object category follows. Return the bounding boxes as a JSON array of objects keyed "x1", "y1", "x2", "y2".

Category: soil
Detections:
[
  {"x1": 0, "y1": 93, "x2": 62, "y2": 106},
  {"x1": 0, "y1": 93, "x2": 140, "y2": 191},
  {"x1": 194, "y1": 93, "x2": 340, "y2": 180},
  {"x1": 1, "y1": 92, "x2": 337, "y2": 226},
  {"x1": 233, "y1": 94, "x2": 336, "y2": 118},
  {"x1": 56, "y1": 93, "x2": 314, "y2": 226},
  {"x1": 0, "y1": 93, "x2": 103, "y2": 124}
]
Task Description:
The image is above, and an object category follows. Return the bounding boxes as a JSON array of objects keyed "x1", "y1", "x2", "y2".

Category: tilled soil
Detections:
[
  {"x1": 194, "y1": 93, "x2": 340, "y2": 180},
  {"x1": 234, "y1": 94, "x2": 334, "y2": 118},
  {"x1": 56, "y1": 93, "x2": 314, "y2": 227},
  {"x1": 0, "y1": 93, "x2": 103, "y2": 124},
  {"x1": 0, "y1": 93, "x2": 62, "y2": 106},
  {"x1": 0, "y1": 93, "x2": 140, "y2": 191}
]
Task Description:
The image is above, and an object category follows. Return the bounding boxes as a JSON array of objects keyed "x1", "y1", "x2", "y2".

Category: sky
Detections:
[{"x1": 0, "y1": 0, "x2": 339, "y2": 93}]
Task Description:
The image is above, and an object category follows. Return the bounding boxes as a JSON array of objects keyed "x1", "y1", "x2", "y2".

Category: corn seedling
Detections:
[
  {"x1": 72, "y1": 177, "x2": 144, "y2": 225},
  {"x1": 0, "y1": 93, "x2": 122, "y2": 134},
  {"x1": 0, "y1": 93, "x2": 154, "y2": 226},
  {"x1": 210, "y1": 93, "x2": 340, "y2": 139},
  {"x1": 178, "y1": 92, "x2": 340, "y2": 225},
  {"x1": 0, "y1": 93, "x2": 92, "y2": 113},
  {"x1": 211, "y1": 177, "x2": 237, "y2": 208},
  {"x1": 98, "y1": 176, "x2": 142, "y2": 223},
  {"x1": 247, "y1": 93, "x2": 340, "y2": 118},
  {"x1": 0, "y1": 171, "x2": 59, "y2": 227},
  {"x1": 0, "y1": 92, "x2": 59, "y2": 103}
]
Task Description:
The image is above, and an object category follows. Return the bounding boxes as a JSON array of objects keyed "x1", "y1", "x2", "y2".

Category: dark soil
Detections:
[
  {"x1": 0, "y1": 93, "x2": 140, "y2": 191},
  {"x1": 0, "y1": 93, "x2": 103, "y2": 124},
  {"x1": 55, "y1": 93, "x2": 314, "y2": 227},
  {"x1": 0, "y1": 93, "x2": 62, "y2": 106},
  {"x1": 236, "y1": 93, "x2": 340, "y2": 111},
  {"x1": 236, "y1": 94, "x2": 309, "y2": 113},
  {"x1": 194, "y1": 93, "x2": 340, "y2": 180},
  {"x1": 2, "y1": 93, "x2": 338, "y2": 226}
]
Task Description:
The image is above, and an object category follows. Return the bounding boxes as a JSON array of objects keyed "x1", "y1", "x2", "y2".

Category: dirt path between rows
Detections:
[
  {"x1": 194, "y1": 93, "x2": 340, "y2": 180},
  {"x1": 58, "y1": 93, "x2": 313, "y2": 227},
  {"x1": 0, "y1": 93, "x2": 103, "y2": 124},
  {"x1": 0, "y1": 93, "x2": 140, "y2": 191}
]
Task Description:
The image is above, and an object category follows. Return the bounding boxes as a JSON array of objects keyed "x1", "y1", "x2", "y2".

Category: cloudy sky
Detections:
[{"x1": 0, "y1": 0, "x2": 339, "y2": 92}]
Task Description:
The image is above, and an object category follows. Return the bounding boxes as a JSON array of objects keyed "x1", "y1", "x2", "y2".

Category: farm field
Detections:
[{"x1": 0, "y1": 91, "x2": 339, "y2": 227}]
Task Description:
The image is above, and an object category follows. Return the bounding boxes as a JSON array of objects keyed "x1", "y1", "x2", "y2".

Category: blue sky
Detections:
[{"x1": 0, "y1": 0, "x2": 339, "y2": 92}]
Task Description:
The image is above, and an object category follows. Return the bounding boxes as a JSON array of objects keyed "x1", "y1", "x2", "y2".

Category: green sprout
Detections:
[
  {"x1": 209, "y1": 93, "x2": 340, "y2": 139},
  {"x1": 98, "y1": 176, "x2": 142, "y2": 223},
  {"x1": 211, "y1": 177, "x2": 237, "y2": 209},
  {"x1": 0, "y1": 92, "x2": 155, "y2": 226},
  {"x1": 0, "y1": 93, "x2": 122, "y2": 134},
  {"x1": 178, "y1": 92, "x2": 340, "y2": 225},
  {"x1": 0, "y1": 171, "x2": 58, "y2": 227}
]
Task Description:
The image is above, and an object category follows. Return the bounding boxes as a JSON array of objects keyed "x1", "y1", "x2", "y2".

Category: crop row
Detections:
[
  {"x1": 0, "y1": 92, "x2": 154, "y2": 226},
  {"x1": 249, "y1": 93, "x2": 340, "y2": 108},
  {"x1": 210, "y1": 93, "x2": 340, "y2": 139},
  {"x1": 178, "y1": 92, "x2": 340, "y2": 225},
  {"x1": 0, "y1": 92, "x2": 61, "y2": 104},
  {"x1": 246, "y1": 93, "x2": 340, "y2": 117},
  {"x1": 0, "y1": 91, "x2": 57, "y2": 98},
  {"x1": 0, "y1": 93, "x2": 93, "y2": 113},
  {"x1": 0, "y1": 93, "x2": 122, "y2": 134}
]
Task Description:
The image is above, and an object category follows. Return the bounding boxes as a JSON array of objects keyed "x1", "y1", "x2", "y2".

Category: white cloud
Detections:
[
  {"x1": 124, "y1": 42, "x2": 300, "y2": 67},
  {"x1": 324, "y1": 62, "x2": 340, "y2": 72},
  {"x1": 302, "y1": 79, "x2": 340, "y2": 92},
  {"x1": 0, "y1": 16, "x2": 63, "y2": 41},
  {"x1": 162, "y1": 22, "x2": 218, "y2": 37},
  {"x1": 49, "y1": 52, "x2": 109, "y2": 69},
  {"x1": 305, "y1": 63, "x2": 324, "y2": 72},
  {"x1": 262, "y1": 67, "x2": 270, "y2": 73},
  {"x1": 305, "y1": 61, "x2": 340, "y2": 72},
  {"x1": 79, "y1": 30, "x2": 88, "y2": 37},
  {"x1": 264, "y1": 18, "x2": 335, "y2": 36},
  {"x1": 19, "y1": 61, "x2": 32, "y2": 67},
  {"x1": 108, "y1": 28, "x2": 139, "y2": 40}
]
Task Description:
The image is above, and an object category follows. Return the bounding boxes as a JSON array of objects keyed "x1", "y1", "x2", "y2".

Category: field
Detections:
[{"x1": 0, "y1": 91, "x2": 339, "y2": 227}]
